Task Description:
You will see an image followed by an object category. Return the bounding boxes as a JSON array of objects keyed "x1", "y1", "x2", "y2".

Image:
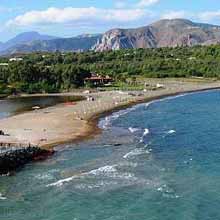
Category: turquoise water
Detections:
[{"x1": 1, "y1": 90, "x2": 220, "y2": 219}]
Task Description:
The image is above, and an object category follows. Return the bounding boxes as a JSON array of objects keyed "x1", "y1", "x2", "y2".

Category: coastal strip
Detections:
[{"x1": 0, "y1": 79, "x2": 220, "y2": 149}]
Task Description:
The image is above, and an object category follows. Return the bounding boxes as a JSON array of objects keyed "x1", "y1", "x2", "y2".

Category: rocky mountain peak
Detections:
[{"x1": 93, "y1": 19, "x2": 220, "y2": 51}]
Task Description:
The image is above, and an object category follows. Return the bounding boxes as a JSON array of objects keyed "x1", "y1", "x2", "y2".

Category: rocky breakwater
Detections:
[{"x1": 0, "y1": 146, "x2": 54, "y2": 175}]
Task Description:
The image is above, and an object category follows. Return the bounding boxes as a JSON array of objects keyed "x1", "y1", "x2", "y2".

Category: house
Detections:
[
  {"x1": 156, "y1": 83, "x2": 165, "y2": 88},
  {"x1": 0, "y1": 63, "x2": 8, "y2": 66},
  {"x1": 84, "y1": 73, "x2": 113, "y2": 87},
  {"x1": 9, "y1": 57, "x2": 23, "y2": 62}
]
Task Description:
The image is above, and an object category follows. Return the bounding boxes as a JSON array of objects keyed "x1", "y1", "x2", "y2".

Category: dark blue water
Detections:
[{"x1": 1, "y1": 90, "x2": 220, "y2": 220}]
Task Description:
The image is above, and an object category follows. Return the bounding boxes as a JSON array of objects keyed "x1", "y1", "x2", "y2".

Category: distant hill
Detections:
[
  {"x1": 2, "y1": 19, "x2": 220, "y2": 55},
  {"x1": 1, "y1": 34, "x2": 102, "y2": 55},
  {"x1": 0, "y1": 31, "x2": 58, "y2": 52}
]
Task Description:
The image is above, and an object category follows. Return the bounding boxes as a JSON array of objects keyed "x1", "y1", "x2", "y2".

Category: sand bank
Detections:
[{"x1": 0, "y1": 79, "x2": 220, "y2": 149}]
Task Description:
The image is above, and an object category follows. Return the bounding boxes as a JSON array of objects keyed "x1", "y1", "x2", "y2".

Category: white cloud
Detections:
[
  {"x1": 161, "y1": 10, "x2": 220, "y2": 23},
  {"x1": 6, "y1": 7, "x2": 151, "y2": 27},
  {"x1": 161, "y1": 10, "x2": 188, "y2": 19},
  {"x1": 137, "y1": 0, "x2": 159, "y2": 7},
  {"x1": 198, "y1": 11, "x2": 220, "y2": 22}
]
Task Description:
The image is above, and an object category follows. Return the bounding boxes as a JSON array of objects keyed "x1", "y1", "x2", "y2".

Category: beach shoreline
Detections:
[
  {"x1": 0, "y1": 80, "x2": 220, "y2": 149},
  {"x1": 88, "y1": 86, "x2": 220, "y2": 140}
]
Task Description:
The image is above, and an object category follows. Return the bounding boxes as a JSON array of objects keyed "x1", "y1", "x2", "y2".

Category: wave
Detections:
[
  {"x1": 123, "y1": 148, "x2": 150, "y2": 159},
  {"x1": 74, "y1": 180, "x2": 117, "y2": 190},
  {"x1": 47, "y1": 165, "x2": 118, "y2": 187},
  {"x1": 47, "y1": 175, "x2": 81, "y2": 187},
  {"x1": 0, "y1": 193, "x2": 7, "y2": 200},
  {"x1": 118, "y1": 161, "x2": 138, "y2": 168},
  {"x1": 128, "y1": 127, "x2": 150, "y2": 144},
  {"x1": 35, "y1": 173, "x2": 54, "y2": 181},
  {"x1": 143, "y1": 94, "x2": 187, "y2": 110},
  {"x1": 88, "y1": 165, "x2": 117, "y2": 176},
  {"x1": 167, "y1": 130, "x2": 176, "y2": 135},
  {"x1": 128, "y1": 127, "x2": 140, "y2": 133},
  {"x1": 100, "y1": 89, "x2": 214, "y2": 131},
  {"x1": 99, "y1": 105, "x2": 139, "y2": 129},
  {"x1": 143, "y1": 128, "x2": 150, "y2": 136},
  {"x1": 47, "y1": 162, "x2": 166, "y2": 193},
  {"x1": 47, "y1": 163, "x2": 139, "y2": 188},
  {"x1": 145, "y1": 102, "x2": 152, "y2": 108},
  {"x1": 138, "y1": 128, "x2": 150, "y2": 143},
  {"x1": 183, "y1": 158, "x2": 193, "y2": 164},
  {"x1": 84, "y1": 165, "x2": 136, "y2": 180},
  {"x1": 157, "y1": 184, "x2": 180, "y2": 199}
]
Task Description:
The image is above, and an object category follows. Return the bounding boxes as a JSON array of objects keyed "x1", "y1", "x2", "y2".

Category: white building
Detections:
[{"x1": 9, "y1": 58, "x2": 23, "y2": 62}]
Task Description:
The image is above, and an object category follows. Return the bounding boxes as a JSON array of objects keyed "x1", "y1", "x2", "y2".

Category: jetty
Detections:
[{"x1": 0, "y1": 146, "x2": 54, "y2": 175}]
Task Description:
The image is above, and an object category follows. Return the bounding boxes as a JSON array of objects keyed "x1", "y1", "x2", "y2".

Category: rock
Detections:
[
  {"x1": 93, "y1": 19, "x2": 220, "y2": 51},
  {"x1": 0, "y1": 147, "x2": 54, "y2": 175},
  {"x1": 114, "y1": 143, "x2": 122, "y2": 147}
]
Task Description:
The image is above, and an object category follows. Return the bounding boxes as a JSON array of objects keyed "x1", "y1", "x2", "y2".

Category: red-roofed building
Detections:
[{"x1": 84, "y1": 73, "x2": 113, "y2": 87}]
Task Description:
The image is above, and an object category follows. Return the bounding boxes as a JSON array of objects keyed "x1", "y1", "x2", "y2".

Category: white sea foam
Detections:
[
  {"x1": 167, "y1": 130, "x2": 176, "y2": 134},
  {"x1": 47, "y1": 163, "x2": 139, "y2": 188},
  {"x1": 145, "y1": 102, "x2": 152, "y2": 108},
  {"x1": 100, "y1": 90, "x2": 210, "y2": 130},
  {"x1": 75, "y1": 181, "x2": 116, "y2": 190},
  {"x1": 88, "y1": 165, "x2": 136, "y2": 180},
  {"x1": 184, "y1": 158, "x2": 193, "y2": 164},
  {"x1": 157, "y1": 184, "x2": 169, "y2": 192},
  {"x1": 47, "y1": 176, "x2": 79, "y2": 187},
  {"x1": 47, "y1": 165, "x2": 118, "y2": 187},
  {"x1": 123, "y1": 148, "x2": 150, "y2": 159},
  {"x1": 157, "y1": 184, "x2": 180, "y2": 199},
  {"x1": 74, "y1": 174, "x2": 142, "y2": 190},
  {"x1": 144, "y1": 94, "x2": 187, "y2": 109},
  {"x1": 128, "y1": 127, "x2": 140, "y2": 133},
  {"x1": 162, "y1": 193, "x2": 180, "y2": 199},
  {"x1": 88, "y1": 165, "x2": 117, "y2": 176},
  {"x1": 139, "y1": 138, "x2": 144, "y2": 143},
  {"x1": 138, "y1": 128, "x2": 150, "y2": 143},
  {"x1": 99, "y1": 116, "x2": 111, "y2": 129},
  {"x1": 99, "y1": 105, "x2": 138, "y2": 129},
  {"x1": 118, "y1": 161, "x2": 138, "y2": 168},
  {"x1": 143, "y1": 128, "x2": 150, "y2": 136},
  {"x1": 35, "y1": 173, "x2": 54, "y2": 181},
  {"x1": 0, "y1": 193, "x2": 7, "y2": 200}
]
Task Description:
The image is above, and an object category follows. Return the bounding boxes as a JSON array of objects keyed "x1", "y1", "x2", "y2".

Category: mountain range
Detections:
[
  {"x1": 0, "y1": 32, "x2": 58, "y2": 53},
  {"x1": 2, "y1": 19, "x2": 220, "y2": 55},
  {"x1": 3, "y1": 34, "x2": 102, "y2": 55}
]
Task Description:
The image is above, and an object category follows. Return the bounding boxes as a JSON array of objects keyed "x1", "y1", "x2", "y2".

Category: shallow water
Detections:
[
  {"x1": 0, "y1": 95, "x2": 81, "y2": 119},
  {"x1": 1, "y1": 90, "x2": 220, "y2": 219}
]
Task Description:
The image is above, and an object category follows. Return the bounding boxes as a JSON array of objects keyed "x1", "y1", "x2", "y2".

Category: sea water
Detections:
[{"x1": 1, "y1": 90, "x2": 220, "y2": 219}]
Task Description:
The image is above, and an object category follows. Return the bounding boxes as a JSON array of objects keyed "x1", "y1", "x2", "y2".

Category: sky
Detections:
[{"x1": 0, "y1": 0, "x2": 220, "y2": 42}]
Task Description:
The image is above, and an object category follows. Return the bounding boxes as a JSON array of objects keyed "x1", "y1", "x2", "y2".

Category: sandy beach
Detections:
[{"x1": 0, "y1": 79, "x2": 220, "y2": 149}]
